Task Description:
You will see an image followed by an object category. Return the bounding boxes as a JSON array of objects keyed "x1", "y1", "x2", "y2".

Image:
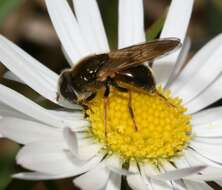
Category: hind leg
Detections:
[
  {"x1": 103, "y1": 84, "x2": 110, "y2": 137},
  {"x1": 110, "y1": 80, "x2": 138, "y2": 131},
  {"x1": 128, "y1": 90, "x2": 138, "y2": 131}
]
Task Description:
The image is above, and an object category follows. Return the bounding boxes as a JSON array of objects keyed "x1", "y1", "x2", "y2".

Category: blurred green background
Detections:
[{"x1": 1, "y1": 0, "x2": 222, "y2": 189}]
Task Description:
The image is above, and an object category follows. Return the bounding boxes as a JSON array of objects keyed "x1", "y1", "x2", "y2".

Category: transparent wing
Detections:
[{"x1": 101, "y1": 38, "x2": 181, "y2": 74}]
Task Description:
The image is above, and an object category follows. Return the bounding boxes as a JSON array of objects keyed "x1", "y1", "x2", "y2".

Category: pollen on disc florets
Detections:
[{"x1": 85, "y1": 86, "x2": 192, "y2": 161}]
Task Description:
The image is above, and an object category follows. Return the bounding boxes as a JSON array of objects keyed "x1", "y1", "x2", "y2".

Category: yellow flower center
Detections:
[{"x1": 85, "y1": 86, "x2": 192, "y2": 161}]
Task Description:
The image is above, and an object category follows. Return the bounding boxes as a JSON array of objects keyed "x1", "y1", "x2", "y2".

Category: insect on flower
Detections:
[{"x1": 57, "y1": 38, "x2": 181, "y2": 136}]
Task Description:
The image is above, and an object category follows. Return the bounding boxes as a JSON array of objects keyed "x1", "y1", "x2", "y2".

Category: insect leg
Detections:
[
  {"x1": 81, "y1": 93, "x2": 97, "y2": 118},
  {"x1": 86, "y1": 92, "x2": 97, "y2": 101},
  {"x1": 110, "y1": 80, "x2": 138, "y2": 131},
  {"x1": 155, "y1": 91, "x2": 176, "y2": 108},
  {"x1": 104, "y1": 83, "x2": 110, "y2": 137},
  {"x1": 79, "y1": 104, "x2": 89, "y2": 118},
  {"x1": 128, "y1": 90, "x2": 138, "y2": 131},
  {"x1": 110, "y1": 79, "x2": 128, "y2": 92}
]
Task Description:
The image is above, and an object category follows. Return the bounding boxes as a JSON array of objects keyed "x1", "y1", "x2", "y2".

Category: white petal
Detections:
[
  {"x1": 105, "y1": 155, "x2": 122, "y2": 169},
  {"x1": 78, "y1": 139, "x2": 103, "y2": 160},
  {"x1": 173, "y1": 155, "x2": 199, "y2": 170},
  {"x1": 192, "y1": 122, "x2": 222, "y2": 138},
  {"x1": 185, "y1": 166, "x2": 222, "y2": 181},
  {"x1": 184, "y1": 180, "x2": 214, "y2": 190},
  {"x1": 4, "y1": 71, "x2": 23, "y2": 83},
  {"x1": 73, "y1": 163, "x2": 110, "y2": 190},
  {"x1": 153, "y1": 0, "x2": 193, "y2": 85},
  {"x1": 162, "y1": 157, "x2": 207, "y2": 179},
  {"x1": 45, "y1": 0, "x2": 91, "y2": 64},
  {"x1": 73, "y1": 0, "x2": 109, "y2": 53},
  {"x1": 184, "y1": 149, "x2": 222, "y2": 169},
  {"x1": 185, "y1": 75, "x2": 222, "y2": 114},
  {"x1": 191, "y1": 107, "x2": 222, "y2": 125},
  {"x1": 17, "y1": 142, "x2": 73, "y2": 174},
  {"x1": 106, "y1": 167, "x2": 135, "y2": 176},
  {"x1": 127, "y1": 175, "x2": 148, "y2": 190},
  {"x1": 118, "y1": 0, "x2": 145, "y2": 48},
  {"x1": 171, "y1": 33, "x2": 222, "y2": 94},
  {"x1": 0, "y1": 84, "x2": 88, "y2": 129},
  {"x1": 190, "y1": 141, "x2": 222, "y2": 164},
  {"x1": 13, "y1": 172, "x2": 74, "y2": 180},
  {"x1": 160, "y1": 160, "x2": 177, "y2": 171},
  {"x1": 166, "y1": 37, "x2": 191, "y2": 86},
  {"x1": 63, "y1": 127, "x2": 78, "y2": 157},
  {"x1": 216, "y1": 180, "x2": 222, "y2": 187},
  {"x1": 105, "y1": 172, "x2": 121, "y2": 190},
  {"x1": 49, "y1": 110, "x2": 83, "y2": 120},
  {"x1": 0, "y1": 102, "x2": 28, "y2": 119},
  {"x1": 127, "y1": 162, "x2": 148, "y2": 190},
  {"x1": 171, "y1": 43, "x2": 222, "y2": 104},
  {"x1": 105, "y1": 155, "x2": 130, "y2": 175},
  {"x1": 142, "y1": 163, "x2": 160, "y2": 176},
  {"x1": 150, "y1": 179, "x2": 173, "y2": 190},
  {"x1": 63, "y1": 128, "x2": 94, "y2": 160},
  {"x1": 60, "y1": 47, "x2": 72, "y2": 67},
  {"x1": 143, "y1": 163, "x2": 171, "y2": 189},
  {"x1": 17, "y1": 141, "x2": 103, "y2": 175},
  {"x1": 184, "y1": 152, "x2": 222, "y2": 181},
  {"x1": 172, "y1": 180, "x2": 187, "y2": 190},
  {"x1": 0, "y1": 117, "x2": 63, "y2": 144},
  {"x1": 0, "y1": 35, "x2": 59, "y2": 104},
  {"x1": 13, "y1": 160, "x2": 103, "y2": 180},
  {"x1": 0, "y1": 37, "x2": 58, "y2": 83},
  {"x1": 151, "y1": 165, "x2": 206, "y2": 181},
  {"x1": 194, "y1": 137, "x2": 222, "y2": 145},
  {"x1": 142, "y1": 163, "x2": 172, "y2": 190}
]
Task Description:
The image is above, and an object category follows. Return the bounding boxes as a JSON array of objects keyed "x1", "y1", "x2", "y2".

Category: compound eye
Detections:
[{"x1": 59, "y1": 72, "x2": 78, "y2": 103}]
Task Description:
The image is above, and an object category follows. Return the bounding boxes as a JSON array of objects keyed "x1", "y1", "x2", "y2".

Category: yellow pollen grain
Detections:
[{"x1": 86, "y1": 86, "x2": 192, "y2": 161}]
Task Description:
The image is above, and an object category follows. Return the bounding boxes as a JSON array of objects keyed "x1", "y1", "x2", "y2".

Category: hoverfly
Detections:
[{"x1": 57, "y1": 38, "x2": 181, "y2": 135}]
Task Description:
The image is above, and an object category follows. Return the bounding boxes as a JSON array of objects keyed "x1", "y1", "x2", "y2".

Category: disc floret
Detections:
[{"x1": 86, "y1": 87, "x2": 192, "y2": 161}]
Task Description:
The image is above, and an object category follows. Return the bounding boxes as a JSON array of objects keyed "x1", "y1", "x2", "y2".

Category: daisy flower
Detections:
[{"x1": 1, "y1": 0, "x2": 222, "y2": 189}]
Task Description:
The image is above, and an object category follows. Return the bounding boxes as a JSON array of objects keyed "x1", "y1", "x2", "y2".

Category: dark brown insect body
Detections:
[{"x1": 57, "y1": 38, "x2": 181, "y2": 134}]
